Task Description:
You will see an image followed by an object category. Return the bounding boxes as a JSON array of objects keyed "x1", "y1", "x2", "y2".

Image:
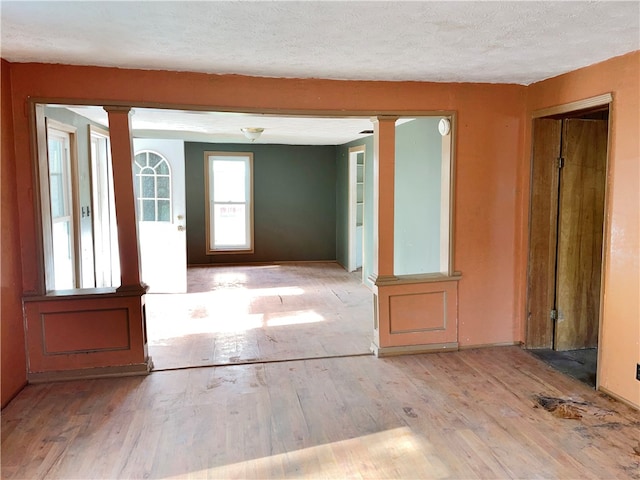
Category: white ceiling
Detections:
[
  {"x1": 61, "y1": 106, "x2": 382, "y2": 145},
  {"x1": 6, "y1": 1, "x2": 639, "y2": 144}
]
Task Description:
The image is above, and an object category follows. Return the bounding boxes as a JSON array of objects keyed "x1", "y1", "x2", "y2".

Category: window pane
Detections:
[
  {"x1": 157, "y1": 200, "x2": 170, "y2": 222},
  {"x1": 142, "y1": 199, "x2": 156, "y2": 221},
  {"x1": 141, "y1": 176, "x2": 155, "y2": 198},
  {"x1": 50, "y1": 174, "x2": 65, "y2": 218},
  {"x1": 48, "y1": 139, "x2": 63, "y2": 173},
  {"x1": 52, "y1": 220, "x2": 74, "y2": 289},
  {"x1": 135, "y1": 151, "x2": 173, "y2": 224},
  {"x1": 134, "y1": 176, "x2": 140, "y2": 197},
  {"x1": 156, "y1": 160, "x2": 169, "y2": 175},
  {"x1": 156, "y1": 176, "x2": 170, "y2": 198},
  {"x1": 213, "y1": 160, "x2": 246, "y2": 202},
  {"x1": 214, "y1": 204, "x2": 246, "y2": 247},
  {"x1": 148, "y1": 153, "x2": 161, "y2": 168}
]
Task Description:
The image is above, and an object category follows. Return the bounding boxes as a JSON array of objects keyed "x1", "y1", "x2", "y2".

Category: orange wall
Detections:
[
  {"x1": 8, "y1": 63, "x2": 527, "y2": 354},
  {"x1": 5, "y1": 55, "x2": 637, "y2": 407},
  {"x1": 1, "y1": 59, "x2": 27, "y2": 407},
  {"x1": 525, "y1": 51, "x2": 640, "y2": 407}
]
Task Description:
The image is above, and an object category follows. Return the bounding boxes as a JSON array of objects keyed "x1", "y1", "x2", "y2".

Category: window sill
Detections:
[
  {"x1": 23, "y1": 286, "x2": 147, "y2": 302},
  {"x1": 206, "y1": 248, "x2": 255, "y2": 255},
  {"x1": 371, "y1": 272, "x2": 462, "y2": 287}
]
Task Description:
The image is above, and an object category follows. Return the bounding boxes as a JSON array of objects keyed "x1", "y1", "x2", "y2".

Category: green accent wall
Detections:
[
  {"x1": 336, "y1": 136, "x2": 374, "y2": 284},
  {"x1": 394, "y1": 117, "x2": 442, "y2": 275},
  {"x1": 185, "y1": 143, "x2": 337, "y2": 264}
]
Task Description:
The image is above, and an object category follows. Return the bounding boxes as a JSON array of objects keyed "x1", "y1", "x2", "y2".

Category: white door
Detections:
[{"x1": 133, "y1": 139, "x2": 187, "y2": 293}]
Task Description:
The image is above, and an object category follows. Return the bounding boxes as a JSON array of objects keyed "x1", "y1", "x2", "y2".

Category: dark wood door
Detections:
[{"x1": 554, "y1": 119, "x2": 607, "y2": 350}]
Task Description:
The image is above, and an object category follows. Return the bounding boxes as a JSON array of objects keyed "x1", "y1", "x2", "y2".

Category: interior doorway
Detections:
[
  {"x1": 348, "y1": 145, "x2": 365, "y2": 274},
  {"x1": 526, "y1": 103, "x2": 609, "y2": 387}
]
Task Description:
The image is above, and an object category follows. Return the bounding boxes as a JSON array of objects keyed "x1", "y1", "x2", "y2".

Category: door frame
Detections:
[
  {"x1": 525, "y1": 93, "x2": 613, "y2": 388},
  {"x1": 348, "y1": 145, "x2": 365, "y2": 273}
]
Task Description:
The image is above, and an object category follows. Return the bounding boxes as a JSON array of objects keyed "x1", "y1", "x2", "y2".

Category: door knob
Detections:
[{"x1": 177, "y1": 225, "x2": 185, "y2": 232}]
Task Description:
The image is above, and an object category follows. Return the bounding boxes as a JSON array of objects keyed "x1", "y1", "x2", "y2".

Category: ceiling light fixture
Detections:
[{"x1": 241, "y1": 127, "x2": 264, "y2": 141}]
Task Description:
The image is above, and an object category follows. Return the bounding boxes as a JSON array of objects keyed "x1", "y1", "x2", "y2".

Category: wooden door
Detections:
[
  {"x1": 526, "y1": 118, "x2": 562, "y2": 348},
  {"x1": 554, "y1": 119, "x2": 607, "y2": 350}
]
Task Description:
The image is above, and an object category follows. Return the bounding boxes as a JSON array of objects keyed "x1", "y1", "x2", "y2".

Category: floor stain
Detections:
[
  {"x1": 403, "y1": 407, "x2": 418, "y2": 418},
  {"x1": 533, "y1": 395, "x2": 586, "y2": 419}
]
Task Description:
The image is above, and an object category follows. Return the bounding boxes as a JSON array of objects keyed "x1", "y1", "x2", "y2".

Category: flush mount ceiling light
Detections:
[{"x1": 241, "y1": 127, "x2": 264, "y2": 141}]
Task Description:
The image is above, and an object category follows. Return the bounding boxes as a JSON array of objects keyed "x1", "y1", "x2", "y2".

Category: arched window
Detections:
[{"x1": 133, "y1": 150, "x2": 171, "y2": 222}]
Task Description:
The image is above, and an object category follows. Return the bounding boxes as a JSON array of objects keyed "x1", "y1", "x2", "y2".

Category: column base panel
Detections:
[
  {"x1": 28, "y1": 357, "x2": 153, "y2": 384},
  {"x1": 371, "y1": 342, "x2": 459, "y2": 357}
]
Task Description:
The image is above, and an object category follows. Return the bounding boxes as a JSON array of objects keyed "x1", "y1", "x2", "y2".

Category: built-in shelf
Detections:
[{"x1": 356, "y1": 155, "x2": 364, "y2": 230}]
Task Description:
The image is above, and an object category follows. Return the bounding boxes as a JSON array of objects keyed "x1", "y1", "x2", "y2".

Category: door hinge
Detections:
[
  {"x1": 556, "y1": 157, "x2": 565, "y2": 169},
  {"x1": 550, "y1": 309, "x2": 558, "y2": 321}
]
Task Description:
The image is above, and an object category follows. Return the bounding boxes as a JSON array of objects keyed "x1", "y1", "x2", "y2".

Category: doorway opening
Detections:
[
  {"x1": 347, "y1": 145, "x2": 365, "y2": 276},
  {"x1": 33, "y1": 104, "x2": 454, "y2": 372},
  {"x1": 526, "y1": 101, "x2": 610, "y2": 388}
]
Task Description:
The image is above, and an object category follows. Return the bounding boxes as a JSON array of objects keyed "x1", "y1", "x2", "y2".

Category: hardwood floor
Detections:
[
  {"x1": 146, "y1": 263, "x2": 373, "y2": 370},
  {"x1": 2, "y1": 346, "x2": 639, "y2": 479}
]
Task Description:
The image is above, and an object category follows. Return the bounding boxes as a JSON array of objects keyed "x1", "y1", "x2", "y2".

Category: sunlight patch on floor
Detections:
[
  {"x1": 158, "y1": 427, "x2": 449, "y2": 479},
  {"x1": 147, "y1": 307, "x2": 328, "y2": 340},
  {"x1": 264, "y1": 310, "x2": 325, "y2": 327}
]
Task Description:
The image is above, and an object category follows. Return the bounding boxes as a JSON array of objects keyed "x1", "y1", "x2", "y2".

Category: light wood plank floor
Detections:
[
  {"x1": 146, "y1": 263, "x2": 373, "y2": 370},
  {"x1": 2, "y1": 347, "x2": 639, "y2": 479}
]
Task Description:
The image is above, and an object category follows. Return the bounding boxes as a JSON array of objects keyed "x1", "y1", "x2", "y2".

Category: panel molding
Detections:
[
  {"x1": 388, "y1": 291, "x2": 447, "y2": 334},
  {"x1": 41, "y1": 307, "x2": 130, "y2": 355}
]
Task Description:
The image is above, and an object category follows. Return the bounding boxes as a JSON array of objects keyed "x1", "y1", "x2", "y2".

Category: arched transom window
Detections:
[{"x1": 134, "y1": 150, "x2": 171, "y2": 222}]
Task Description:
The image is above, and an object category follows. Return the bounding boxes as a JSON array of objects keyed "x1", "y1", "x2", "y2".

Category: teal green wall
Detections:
[
  {"x1": 394, "y1": 118, "x2": 442, "y2": 275},
  {"x1": 185, "y1": 143, "x2": 337, "y2": 264},
  {"x1": 336, "y1": 136, "x2": 374, "y2": 284}
]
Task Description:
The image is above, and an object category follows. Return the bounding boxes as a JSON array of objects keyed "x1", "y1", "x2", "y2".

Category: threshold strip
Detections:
[{"x1": 151, "y1": 351, "x2": 374, "y2": 373}]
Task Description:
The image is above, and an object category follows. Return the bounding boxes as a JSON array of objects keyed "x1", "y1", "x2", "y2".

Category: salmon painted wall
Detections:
[
  {"x1": 8, "y1": 62, "x2": 526, "y2": 352},
  {"x1": 1, "y1": 60, "x2": 27, "y2": 407},
  {"x1": 524, "y1": 51, "x2": 640, "y2": 408}
]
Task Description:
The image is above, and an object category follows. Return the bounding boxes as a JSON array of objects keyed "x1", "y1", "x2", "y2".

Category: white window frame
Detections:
[
  {"x1": 41, "y1": 119, "x2": 80, "y2": 291},
  {"x1": 90, "y1": 125, "x2": 120, "y2": 288},
  {"x1": 205, "y1": 151, "x2": 254, "y2": 254}
]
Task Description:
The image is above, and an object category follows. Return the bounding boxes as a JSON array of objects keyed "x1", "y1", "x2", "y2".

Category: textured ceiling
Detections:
[
  {"x1": 6, "y1": 1, "x2": 639, "y2": 144},
  {"x1": 2, "y1": 1, "x2": 638, "y2": 85},
  {"x1": 62, "y1": 106, "x2": 383, "y2": 145}
]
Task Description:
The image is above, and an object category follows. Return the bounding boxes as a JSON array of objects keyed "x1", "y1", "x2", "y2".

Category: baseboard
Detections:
[
  {"x1": 28, "y1": 358, "x2": 153, "y2": 384},
  {"x1": 371, "y1": 342, "x2": 459, "y2": 357},
  {"x1": 598, "y1": 386, "x2": 640, "y2": 411},
  {"x1": 1, "y1": 380, "x2": 28, "y2": 410},
  {"x1": 458, "y1": 341, "x2": 523, "y2": 350},
  {"x1": 187, "y1": 260, "x2": 339, "y2": 268}
]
